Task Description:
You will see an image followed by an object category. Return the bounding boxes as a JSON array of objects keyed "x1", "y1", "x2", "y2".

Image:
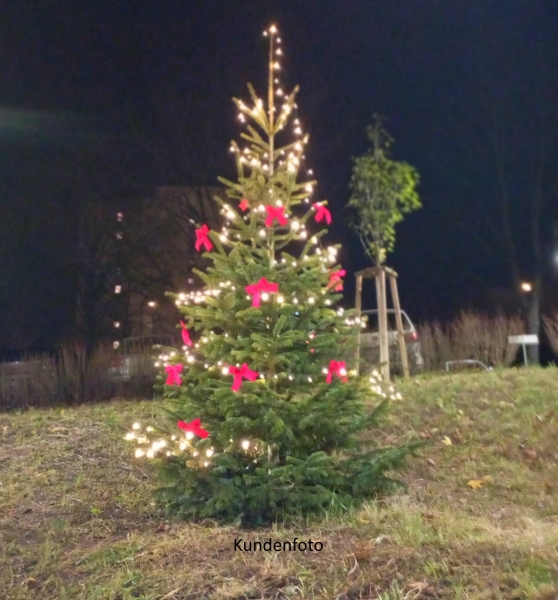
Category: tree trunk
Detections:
[{"x1": 526, "y1": 287, "x2": 540, "y2": 364}]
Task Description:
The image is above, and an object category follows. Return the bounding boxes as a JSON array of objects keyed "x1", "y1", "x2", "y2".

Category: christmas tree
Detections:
[{"x1": 130, "y1": 25, "x2": 418, "y2": 526}]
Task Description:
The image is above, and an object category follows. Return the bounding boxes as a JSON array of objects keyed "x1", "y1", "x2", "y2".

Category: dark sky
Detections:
[{"x1": 1, "y1": 0, "x2": 557, "y2": 348}]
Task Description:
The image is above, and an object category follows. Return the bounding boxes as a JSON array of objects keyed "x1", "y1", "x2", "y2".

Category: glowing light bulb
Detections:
[
  {"x1": 132, "y1": 422, "x2": 141, "y2": 430},
  {"x1": 135, "y1": 449, "x2": 144, "y2": 458},
  {"x1": 277, "y1": 296, "x2": 284, "y2": 303},
  {"x1": 206, "y1": 448, "x2": 214, "y2": 457},
  {"x1": 186, "y1": 432, "x2": 194, "y2": 440},
  {"x1": 241, "y1": 440, "x2": 250, "y2": 450},
  {"x1": 222, "y1": 366, "x2": 230, "y2": 375}
]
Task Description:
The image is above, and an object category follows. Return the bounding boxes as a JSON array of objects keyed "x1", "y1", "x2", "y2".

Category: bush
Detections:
[
  {"x1": 0, "y1": 341, "x2": 157, "y2": 411},
  {"x1": 542, "y1": 311, "x2": 558, "y2": 357},
  {"x1": 418, "y1": 312, "x2": 524, "y2": 371}
]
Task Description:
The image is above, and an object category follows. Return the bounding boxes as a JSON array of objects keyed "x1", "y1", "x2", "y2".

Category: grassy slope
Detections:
[{"x1": 1, "y1": 368, "x2": 558, "y2": 600}]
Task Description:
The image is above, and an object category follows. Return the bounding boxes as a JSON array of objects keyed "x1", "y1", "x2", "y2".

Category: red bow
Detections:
[
  {"x1": 265, "y1": 205, "x2": 288, "y2": 227},
  {"x1": 195, "y1": 224, "x2": 213, "y2": 252},
  {"x1": 229, "y1": 363, "x2": 258, "y2": 391},
  {"x1": 239, "y1": 198, "x2": 249, "y2": 211},
  {"x1": 165, "y1": 364, "x2": 183, "y2": 386},
  {"x1": 177, "y1": 418, "x2": 209, "y2": 439},
  {"x1": 245, "y1": 277, "x2": 279, "y2": 308},
  {"x1": 180, "y1": 321, "x2": 193, "y2": 346},
  {"x1": 313, "y1": 203, "x2": 332, "y2": 225},
  {"x1": 325, "y1": 360, "x2": 348, "y2": 384},
  {"x1": 328, "y1": 269, "x2": 346, "y2": 292}
]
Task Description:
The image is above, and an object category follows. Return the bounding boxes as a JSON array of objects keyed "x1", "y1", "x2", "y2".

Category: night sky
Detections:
[{"x1": 1, "y1": 1, "x2": 557, "y2": 350}]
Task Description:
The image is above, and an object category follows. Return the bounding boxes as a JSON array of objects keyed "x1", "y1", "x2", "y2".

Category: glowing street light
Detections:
[{"x1": 520, "y1": 282, "x2": 532, "y2": 292}]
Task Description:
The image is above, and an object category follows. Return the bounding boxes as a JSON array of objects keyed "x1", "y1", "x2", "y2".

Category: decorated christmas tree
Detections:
[{"x1": 129, "y1": 25, "x2": 418, "y2": 526}]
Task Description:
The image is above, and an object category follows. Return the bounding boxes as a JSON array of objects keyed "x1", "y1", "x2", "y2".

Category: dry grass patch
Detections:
[{"x1": 1, "y1": 368, "x2": 558, "y2": 599}]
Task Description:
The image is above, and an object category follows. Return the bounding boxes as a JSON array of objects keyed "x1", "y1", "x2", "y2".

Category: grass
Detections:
[{"x1": 1, "y1": 368, "x2": 558, "y2": 599}]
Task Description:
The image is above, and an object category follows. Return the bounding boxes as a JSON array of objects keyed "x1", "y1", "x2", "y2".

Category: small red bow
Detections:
[
  {"x1": 229, "y1": 363, "x2": 258, "y2": 391},
  {"x1": 325, "y1": 360, "x2": 348, "y2": 384},
  {"x1": 328, "y1": 269, "x2": 346, "y2": 292},
  {"x1": 239, "y1": 198, "x2": 249, "y2": 211},
  {"x1": 265, "y1": 205, "x2": 288, "y2": 227},
  {"x1": 195, "y1": 224, "x2": 213, "y2": 252},
  {"x1": 165, "y1": 364, "x2": 183, "y2": 386},
  {"x1": 313, "y1": 203, "x2": 332, "y2": 225},
  {"x1": 180, "y1": 321, "x2": 193, "y2": 347},
  {"x1": 245, "y1": 277, "x2": 279, "y2": 307},
  {"x1": 177, "y1": 418, "x2": 209, "y2": 438}
]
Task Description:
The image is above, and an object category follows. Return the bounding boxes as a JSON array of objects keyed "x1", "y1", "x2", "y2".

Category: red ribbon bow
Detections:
[
  {"x1": 165, "y1": 364, "x2": 183, "y2": 386},
  {"x1": 180, "y1": 321, "x2": 193, "y2": 346},
  {"x1": 328, "y1": 269, "x2": 346, "y2": 292},
  {"x1": 245, "y1": 277, "x2": 279, "y2": 307},
  {"x1": 177, "y1": 418, "x2": 209, "y2": 439},
  {"x1": 239, "y1": 198, "x2": 249, "y2": 211},
  {"x1": 325, "y1": 360, "x2": 348, "y2": 384},
  {"x1": 195, "y1": 224, "x2": 213, "y2": 252},
  {"x1": 229, "y1": 363, "x2": 258, "y2": 391},
  {"x1": 313, "y1": 203, "x2": 332, "y2": 225},
  {"x1": 265, "y1": 205, "x2": 288, "y2": 227}
]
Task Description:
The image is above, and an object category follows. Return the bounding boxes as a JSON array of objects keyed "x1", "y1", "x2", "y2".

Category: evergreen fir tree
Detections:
[{"x1": 142, "y1": 25, "x2": 419, "y2": 526}]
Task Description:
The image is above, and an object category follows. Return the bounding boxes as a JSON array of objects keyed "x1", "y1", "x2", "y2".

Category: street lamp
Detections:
[{"x1": 520, "y1": 282, "x2": 532, "y2": 292}]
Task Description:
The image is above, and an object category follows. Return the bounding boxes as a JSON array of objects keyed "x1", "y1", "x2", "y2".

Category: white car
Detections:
[
  {"x1": 109, "y1": 335, "x2": 176, "y2": 383},
  {"x1": 359, "y1": 309, "x2": 424, "y2": 371}
]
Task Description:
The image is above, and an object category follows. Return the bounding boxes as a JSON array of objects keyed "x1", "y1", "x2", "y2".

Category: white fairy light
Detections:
[
  {"x1": 206, "y1": 448, "x2": 214, "y2": 457},
  {"x1": 241, "y1": 440, "x2": 250, "y2": 450},
  {"x1": 135, "y1": 449, "x2": 144, "y2": 458},
  {"x1": 277, "y1": 296, "x2": 284, "y2": 303},
  {"x1": 291, "y1": 220, "x2": 300, "y2": 231},
  {"x1": 222, "y1": 366, "x2": 229, "y2": 375},
  {"x1": 132, "y1": 422, "x2": 141, "y2": 430}
]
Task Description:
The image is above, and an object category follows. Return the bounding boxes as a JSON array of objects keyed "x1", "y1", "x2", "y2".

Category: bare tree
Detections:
[{"x1": 447, "y1": 8, "x2": 558, "y2": 362}]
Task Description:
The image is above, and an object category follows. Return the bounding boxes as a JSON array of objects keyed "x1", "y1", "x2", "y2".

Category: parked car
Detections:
[
  {"x1": 359, "y1": 309, "x2": 424, "y2": 371},
  {"x1": 109, "y1": 335, "x2": 177, "y2": 383}
]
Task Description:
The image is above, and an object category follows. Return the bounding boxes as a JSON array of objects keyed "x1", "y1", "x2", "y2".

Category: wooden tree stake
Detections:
[{"x1": 354, "y1": 266, "x2": 410, "y2": 382}]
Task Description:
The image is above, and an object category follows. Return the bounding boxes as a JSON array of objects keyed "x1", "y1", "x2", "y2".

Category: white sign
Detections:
[{"x1": 508, "y1": 335, "x2": 539, "y2": 345}]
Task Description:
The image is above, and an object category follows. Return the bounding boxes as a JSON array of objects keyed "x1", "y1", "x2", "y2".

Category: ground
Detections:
[{"x1": 1, "y1": 368, "x2": 558, "y2": 600}]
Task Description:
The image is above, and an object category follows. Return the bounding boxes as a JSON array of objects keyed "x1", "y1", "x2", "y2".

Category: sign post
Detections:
[{"x1": 508, "y1": 334, "x2": 539, "y2": 366}]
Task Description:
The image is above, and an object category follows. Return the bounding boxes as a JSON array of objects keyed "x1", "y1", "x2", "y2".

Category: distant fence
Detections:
[{"x1": 0, "y1": 342, "x2": 157, "y2": 412}]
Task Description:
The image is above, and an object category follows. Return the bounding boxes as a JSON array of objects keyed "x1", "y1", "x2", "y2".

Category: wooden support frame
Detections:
[{"x1": 354, "y1": 266, "x2": 410, "y2": 382}]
